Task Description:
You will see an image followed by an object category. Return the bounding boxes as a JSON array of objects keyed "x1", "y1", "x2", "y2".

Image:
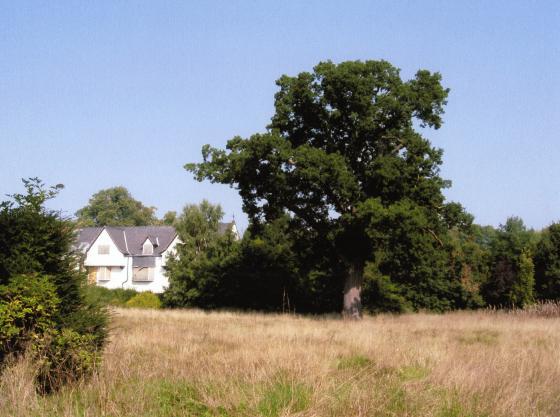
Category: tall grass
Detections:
[{"x1": 2, "y1": 307, "x2": 560, "y2": 416}]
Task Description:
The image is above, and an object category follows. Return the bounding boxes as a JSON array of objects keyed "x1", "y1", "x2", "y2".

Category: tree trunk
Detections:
[{"x1": 342, "y1": 262, "x2": 363, "y2": 319}]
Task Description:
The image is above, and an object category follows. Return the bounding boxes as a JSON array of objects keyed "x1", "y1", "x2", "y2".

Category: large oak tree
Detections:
[{"x1": 187, "y1": 60, "x2": 469, "y2": 317}]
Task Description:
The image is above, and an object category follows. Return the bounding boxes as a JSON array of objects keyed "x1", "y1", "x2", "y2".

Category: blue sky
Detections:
[{"x1": 1, "y1": 1, "x2": 558, "y2": 232}]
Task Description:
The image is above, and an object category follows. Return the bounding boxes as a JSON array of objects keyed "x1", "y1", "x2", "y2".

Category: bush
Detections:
[
  {"x1": 126, "y1": 292, "x2": 162, "y2": 309},
  {"x1": 85, "y1": 286, "x2": 138, "y2": 307},
  {"x1": 0, "y1": 275, "x2": 59, "y2": 363},
  {"x1": 0, "y1": 275, "x2": 102, "y2": 393},
  {"x1": 0, "y1": 178, "x2": 108, "y2": 393},
  {"x1": 34, "y1": 328, "x2": 100, "y2": 393}
]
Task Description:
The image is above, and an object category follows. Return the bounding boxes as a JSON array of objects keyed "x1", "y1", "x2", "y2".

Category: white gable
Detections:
[{"x1": 84, "y1": 229, "x2": 126, "y2": 267}]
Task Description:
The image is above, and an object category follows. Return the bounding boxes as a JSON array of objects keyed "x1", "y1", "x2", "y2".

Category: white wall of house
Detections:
[
  {"x1": 121, "y1": 256, "x2": 166, "y2": 293},
  {"x1": 161, "y1": 236, "x2": 180, "y2": 264},
  {"x1": 133, "y1": 235, "x2": 180, "y2": 293},
  {"x1": 83, "y1": 230, "x2": 180, "y2": 294},
  {"x1": 231, "y1": 222, "x2": 240, "y2": 240}
]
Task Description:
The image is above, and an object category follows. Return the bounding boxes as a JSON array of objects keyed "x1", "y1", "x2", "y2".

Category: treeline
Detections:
[
  {"x1": 74, "y1": 184, "x2": 560, "y2": 313},
  {"x1": 162, "y1": 200, "x2": 559, "y2": 314}
]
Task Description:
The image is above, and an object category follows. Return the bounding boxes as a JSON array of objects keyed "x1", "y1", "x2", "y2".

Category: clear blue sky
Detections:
[{"x1": 1, "y1": 1, "x2": 558, "y2": 232}]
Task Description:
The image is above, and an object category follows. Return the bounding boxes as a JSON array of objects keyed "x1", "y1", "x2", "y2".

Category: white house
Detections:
[{"x1": 75, "y1": 223, "x2": 239, "y2": 293}]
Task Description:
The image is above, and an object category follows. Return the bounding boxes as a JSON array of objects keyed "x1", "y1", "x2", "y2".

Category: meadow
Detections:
[{"x1": 2, "y1": 307, "x2": 560, "y2": 417}]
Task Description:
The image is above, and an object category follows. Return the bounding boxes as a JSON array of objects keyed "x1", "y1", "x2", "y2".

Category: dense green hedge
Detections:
[{"x1": 84, "y1": 286, "x2": 138, "y2": 307}]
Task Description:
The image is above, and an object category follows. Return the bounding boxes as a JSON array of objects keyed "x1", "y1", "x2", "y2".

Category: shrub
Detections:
[
  {"x1": 0, "y1": 178, "x2": 108, "y2": 393},
  {"x1": 85, "y1": 286, "x2": 137, "y2": 307},
  {"x1": 126, "y1": 292, "x2": 162, "y2": 309},
  {"x1": 0, "y1": 275, "x2": 59, "y2": 363},
  {"x1": 34, "y1": 328, "x2": 100, "y2": 393},
  {"x1": 0, "y1": 275, "x2": 102, "y2": 393}
]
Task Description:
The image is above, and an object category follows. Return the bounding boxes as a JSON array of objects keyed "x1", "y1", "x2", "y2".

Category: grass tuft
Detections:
[
  {"x1": 258, "y1": 379, "x2": 311, "y2": 417},
  {"x1": 336, "y1": 354, "x2": 373, "y2": 370}
]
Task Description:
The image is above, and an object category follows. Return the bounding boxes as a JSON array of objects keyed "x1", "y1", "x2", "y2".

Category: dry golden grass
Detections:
[{"x1": 2, "y1": 308, "x2": 560, "y2": 416}]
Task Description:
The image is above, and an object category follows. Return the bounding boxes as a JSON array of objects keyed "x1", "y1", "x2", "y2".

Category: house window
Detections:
[
  {"x1": 97, "y1": 266, "x2": 111, "y2": 281},
  {"x1": 132, "y1": 267, "x2": 154, "y2": 282},
  {"x1": 142, "y1": 240, "x2": 153, "y2": 255},
  {"x1": 98, "y1": 245, "x2": 110, "y2": 255}
]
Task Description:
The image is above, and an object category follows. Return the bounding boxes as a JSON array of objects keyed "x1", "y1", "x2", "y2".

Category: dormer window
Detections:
[{"x1": 142, "y1": 239, "x2": 153, "y2": 255}]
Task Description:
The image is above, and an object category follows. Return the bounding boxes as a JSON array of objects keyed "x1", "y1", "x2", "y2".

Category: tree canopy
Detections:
[
  {"x1": 75, "y1": 186, "x2": 159, "y2": 227},
  {"x1": 535, "y1": 223, "x2": 560, "y2": 300},
  {"x1": 163, "y1": 200, "x2": 238, "y2": 308},
  {"x1": 187, "y1": 60, "x2": 472, "y2": 317},
  {"x1": 481, "y1": 217, "x2": 536, "y2": 307}
]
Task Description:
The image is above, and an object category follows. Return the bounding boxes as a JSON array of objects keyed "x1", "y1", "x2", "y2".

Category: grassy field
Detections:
[{"x1": 2, "y1": 308, "x2": 560, "y2": 417}]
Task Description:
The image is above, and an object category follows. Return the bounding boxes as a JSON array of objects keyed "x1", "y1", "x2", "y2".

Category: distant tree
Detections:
[
  {"x1": 163, "y1": 200, "x2": 238, "y2": 308},
  {"x1": 75, "y1": 186, "x2": 158, "y2": 227},
  {"x1": 445, "y1": 224, "x2": 494, "y2": 309},
  {"x1": 173, "y1": 200, "x2": 224, "y2": 254},
  {"x1": 162, "y1": 210, "x2": 178, "y2": 226},
  {"x1": 482, "y1": 217, "x2": 535, "y2": 307},
  {"x1": 187, "y1": 60, "x2": 471, "y2": 317},
  {"x1": 534, "y1": 223, "x2": 560, "y2": 300}
]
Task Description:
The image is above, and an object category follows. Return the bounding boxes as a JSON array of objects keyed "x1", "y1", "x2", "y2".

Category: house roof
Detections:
[
  {"x1": 75, "y1": 226, "x2": 177, "y2": 256},
  {"x1": 75, "y1": 222, "x2": 239, "y2": 256},
  {"x1": 74, "y1": 227, "x2": 104, "y2": 253},
  {"x1": 218, "y1": 222, "x2": 235, "y2": 235}
]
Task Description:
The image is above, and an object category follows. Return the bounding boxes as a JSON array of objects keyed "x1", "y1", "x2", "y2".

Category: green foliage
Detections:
[
  {"x1": 0, "y1": 275, "x2": 59, "y2": 363},
  {"x1": 482, "y1": 217, "x2": 536, "y2": 307},
  {"x1": 162, "y1": 210, "x2": 178, "y2": 226},
  {"x1": 362, "y1": 266, "x2": 410, "y2": 313},
  {"x1": 84, "y1": 286, "x2": 138, "y2": 307},
  {"x1": 535, "y1": 223, "x2": 560, "y2": 300},
  {"x1": 34, "y1": 328, "x2": 100, "y2": 394},
  {"x1": 174, "y1": 199, "x2": 225, "y2": 254},
  {"x1": 512, "y1": 250, "x2": 535, "y2": 306},
  {"x1": 215, "y1": 216, "x2": 308, "y2": 311},
  {"x1": 126, "y1": 292, "x2": 162, "y2": 309},
  {"x1": 186, "y1": 60, "x2": 474, "y2": 315},
  {"x1": 165, "y1": 210, "x2": 343, "y2": 313},
  {"x1": 0, "y1": 275, "x2": 102, "y2": 394},
  {"x1": 163, "y1": 201, "x2": 240, "y2": 309},
  {"x1": 447, "y1": 226, "x2": 490, "y2": 309},
  {"x1": 0, "y1": 179, "x2": 81, "y2": 315},
  {"x1": 75, "y1": 186, "x2": 159, "y2": 227},
  {"x1": 84, "y1": 286, "x2": 161, "y2": 310},
  {"x1": 0, "y1": 178, "x2": 108, "y2": 392}
]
